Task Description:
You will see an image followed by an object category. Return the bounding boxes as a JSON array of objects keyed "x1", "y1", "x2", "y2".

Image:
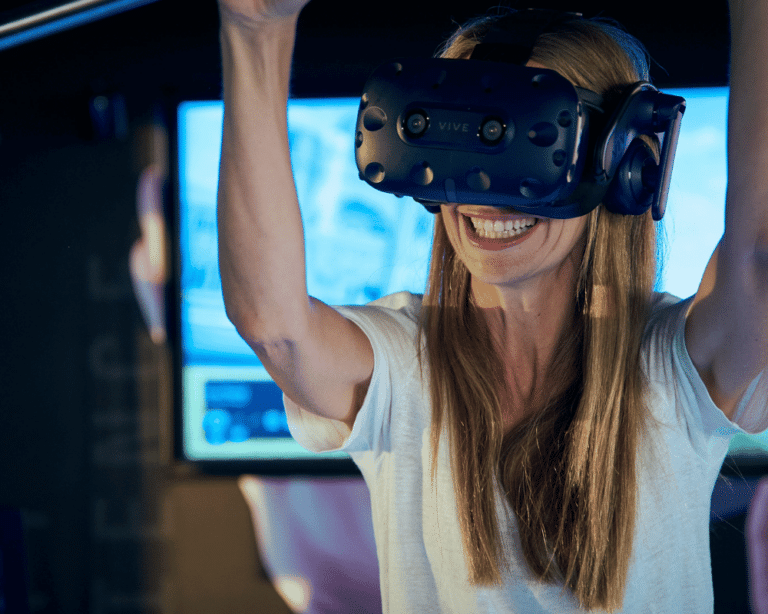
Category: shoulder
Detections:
[
  {"x1": 642, "y1": 290, "x2": 711, "y2": 389},
  {"x1": 336, "y1": 291, "x2": 423, "y2": 334},
  {"x1": 368, "y1": 290, "x2": 424, "y2": 316},
  {"x1": 642, "y1": 291, "x2": 689, "y2": 357},
  {"x1": 647, "y1": 291, "x2": 687, "y2": 320},
  {"x1": 333, "y1": 291, "x2": 423, "y2": 366},
  {"x1": 641, "y1": 291, "x2": 745, "y2": 446},
  {"x1": 641, "y1": 292, "x2": 696, "y2": 412}
]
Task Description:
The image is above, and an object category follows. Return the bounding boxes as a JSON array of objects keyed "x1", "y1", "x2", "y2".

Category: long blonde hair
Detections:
[{"x1": 418, "y1": 13, "x2": 658, "y2": 611}]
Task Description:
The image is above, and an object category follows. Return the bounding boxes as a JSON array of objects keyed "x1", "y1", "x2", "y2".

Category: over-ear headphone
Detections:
[
  {"x1": 587, "y1": 79, "x2": 684, "y2": 221},
  {"x1": 605, "y1": 138, "x2": 658, "y2": 216},
  {"x1": 354, "y1": 8, "x2": 685, "y2": 221}
]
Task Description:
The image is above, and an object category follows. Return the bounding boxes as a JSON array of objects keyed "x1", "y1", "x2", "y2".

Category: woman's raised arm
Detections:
[
  {"x1": 216, "y1": 1, "x2": 373, "y2": 428},
  {"x1": 685, "y1": 0, "x2": 768, "y2": 419}
]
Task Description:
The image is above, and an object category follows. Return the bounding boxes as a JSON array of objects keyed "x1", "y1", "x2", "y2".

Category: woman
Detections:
[{"x1": 216, "y1": 1, "x2": 768, "y2": 611}]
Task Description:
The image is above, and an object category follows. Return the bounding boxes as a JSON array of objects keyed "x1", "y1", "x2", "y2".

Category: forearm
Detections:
[
  {"x1": 217, "y1": 13, "x2": 311, "y2": 342},
  {"x1": 725, "y1": 0, "x2": 768, "y2": 254}
]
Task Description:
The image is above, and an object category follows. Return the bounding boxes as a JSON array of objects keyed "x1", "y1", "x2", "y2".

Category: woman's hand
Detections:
[{"x1": 217, "y1": 0, "x2": 312, "y2": 25}]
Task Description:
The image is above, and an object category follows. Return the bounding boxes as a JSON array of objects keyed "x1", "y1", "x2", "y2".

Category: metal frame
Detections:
[{"x1": 0, "y1": 0, "x2": 161, "y2": 51}]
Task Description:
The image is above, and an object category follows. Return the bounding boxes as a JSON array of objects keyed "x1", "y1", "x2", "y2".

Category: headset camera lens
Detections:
[
  {"x1": 480, "y1": 118, "x2": 504, "y2": 144},
  {"x1": 405, "y1": 111, "x2": 428, "y2": 137}
]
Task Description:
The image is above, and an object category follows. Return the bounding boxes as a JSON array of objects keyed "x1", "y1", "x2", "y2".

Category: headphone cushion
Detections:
[{"x1": 604, "y1": 138, "x2": 658, "y2": 216}]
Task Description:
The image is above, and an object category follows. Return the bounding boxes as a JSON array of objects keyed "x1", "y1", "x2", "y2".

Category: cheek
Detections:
[
  {"x1": 559, "y1": 219, "x2": 590, "y2": 262},
  {"x1": 553, "y1": 217, "x2": 588, "y2": 247}
]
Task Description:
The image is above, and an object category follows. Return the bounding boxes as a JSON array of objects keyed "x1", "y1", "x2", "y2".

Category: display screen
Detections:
[
  {"x1": 176, "y1": 86, "x2": 767, "y2": 468},
  {"x1": 177, "y1": 97, "x2": 434, "y2": 465}
]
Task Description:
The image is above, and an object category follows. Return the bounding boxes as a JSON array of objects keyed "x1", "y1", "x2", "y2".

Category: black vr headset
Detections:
[{"x1": 354, "y1": 9, "x2": 686, "y2": 221}]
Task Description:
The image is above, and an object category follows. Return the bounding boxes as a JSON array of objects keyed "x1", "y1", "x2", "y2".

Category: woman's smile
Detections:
[
  {"x1": 459, "y1": 210, "x2": 541, "y2": 252},
  {"x1": 441, "y1": 203, "x2": 589, "y2": 289}
]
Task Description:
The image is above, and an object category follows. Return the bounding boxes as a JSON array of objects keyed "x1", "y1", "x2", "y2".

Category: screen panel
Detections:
[
  {"x1": 657, "y1": 87, "x2": 727, "y2": 299},
  {"x1": 176, "y1": 97, "x2": 434, "y2": 469},
  {"x1": 175, "y1": 86, "x2": 767, "y2": 471}
]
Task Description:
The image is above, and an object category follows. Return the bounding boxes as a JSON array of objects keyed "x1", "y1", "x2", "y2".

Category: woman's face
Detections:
[
  {"x1": 438, "y1": 56, "x2": 590, "y2": 295},
  {"x1": 440, "y1": 203, "x2": 589, "y2": 292}
]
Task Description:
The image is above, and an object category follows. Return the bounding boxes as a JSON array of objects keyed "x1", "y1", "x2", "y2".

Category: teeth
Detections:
[{"x1": 468, "y1": 215, "x2": 537, "y2": 239}]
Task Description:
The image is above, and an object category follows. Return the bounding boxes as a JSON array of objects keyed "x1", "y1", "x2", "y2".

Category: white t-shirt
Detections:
[{"x1": 285, "y1": 291, "x2": 768, "y2": 613}]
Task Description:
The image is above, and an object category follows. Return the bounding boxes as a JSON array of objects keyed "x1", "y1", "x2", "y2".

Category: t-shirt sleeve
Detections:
[
  {"x1": 645, "y1": 293, "x2": 768, "y2": 447},
  {"x1": 283, "y1": 292, "x2": 422, "y2": 454},
  {"x1": 672, "y1": 298, "x2": 768, "y2": 436},
  {"x1": 729, "y1": 362, "x2": 768, "y2": 434}
]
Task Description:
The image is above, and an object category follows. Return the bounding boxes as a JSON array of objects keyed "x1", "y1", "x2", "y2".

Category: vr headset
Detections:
[{"x1": 354, "y1": 9, "x2": 686, "y2": 221}]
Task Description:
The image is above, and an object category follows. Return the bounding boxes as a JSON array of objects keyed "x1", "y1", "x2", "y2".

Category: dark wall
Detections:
[{"x1": 0, "y1": 1, "x2": 732, "y2": 612}]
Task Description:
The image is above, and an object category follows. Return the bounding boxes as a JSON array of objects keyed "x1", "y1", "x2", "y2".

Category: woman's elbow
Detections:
[{"x1": 222, "y1": 289, "x2": 310, "y2": 351}]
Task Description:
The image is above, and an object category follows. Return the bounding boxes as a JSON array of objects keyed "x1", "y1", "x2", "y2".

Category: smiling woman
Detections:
[
  {"x1": 420, "y1": 19, "x2": 658, "y2": 609},
  {"x1": 215, "y1": 1, "x2": 768, "y2": 612}
]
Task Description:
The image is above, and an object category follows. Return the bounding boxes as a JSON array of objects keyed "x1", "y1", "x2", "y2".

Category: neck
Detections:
[
  {"x1": 471, "y1": 252, "x2": 582, "y2": 423},
  {"x1": 471, "y1": 253, "x2": 581, "y2": 360}
]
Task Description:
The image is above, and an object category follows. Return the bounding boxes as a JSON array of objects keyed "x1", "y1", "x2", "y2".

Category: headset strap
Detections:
[{"x1": 469, "y1": 8, "x2": 583, "y2": 65}]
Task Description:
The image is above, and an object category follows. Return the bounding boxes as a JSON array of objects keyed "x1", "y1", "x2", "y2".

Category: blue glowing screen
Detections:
[
  {"x1": 177, "y1": 87, "x2": 765, "y2": 462},
  {"x1": 178, "y1": 98, "x2": 433, "y2": 461}
]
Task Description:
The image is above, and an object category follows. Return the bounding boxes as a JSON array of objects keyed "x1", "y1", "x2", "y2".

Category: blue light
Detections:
[{"x1": 0, "y1": 0, "x2": 161, "y2": 52}]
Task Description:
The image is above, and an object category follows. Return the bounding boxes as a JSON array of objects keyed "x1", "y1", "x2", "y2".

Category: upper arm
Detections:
[
  {"x1": 684, "y1": 0, "x2": 768, "y2": 421},
  {"x1": 215, "y1": 18, "x2": 374, "y2": 430},
  {"x1": 685, "y1": 240, "x2": 768, "y2": 419},
  {"x1": 244, "y1": 297, "x2": 374, "y2": 430}
]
